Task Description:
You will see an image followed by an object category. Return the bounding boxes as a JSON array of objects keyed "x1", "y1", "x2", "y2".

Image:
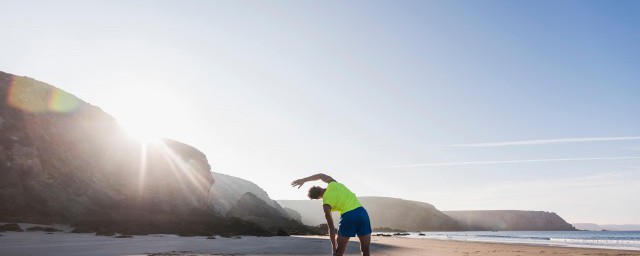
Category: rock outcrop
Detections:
[
  {"x1": 0, "y1": 71, "x2": 222, "y2": 234},
  {"x1": 210, "y1": 172, "x2": 286, "y2": 216},
  {"x1": 279, "y1": 197, "x2": 578, "y2": 232},
  {"x1": 361, "y1": 197, "x2": 463, "y2": 231},
  {"x1": 226, "y1": 192, "x2": 314, "y2": 234},
  {"x1": 283, "y1": 207, "x2": 302, "y2": 223},
  {"x1": 277, "y1": 200, "x2": 330, "y2": 226},
  {"x1": 573, "y1": 223, "x2": 640, "y2": 231},
  {"x1": 278, "y1": 196, "x2": 464, "y2": 231},
  {"x1": 210, "y1": 173, "x2": 317, "y2": 234},
  {"x1": 444, "y1": 210, "x2": 577, "y2": 231}
]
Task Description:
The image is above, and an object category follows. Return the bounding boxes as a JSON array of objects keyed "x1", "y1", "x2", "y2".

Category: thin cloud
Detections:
[
  {"x1": 386, "y1": 156, "x2": 640, "y2": 168},
  {"x1": 451, "y1": 136, "x2": 640, "y2": 147}
]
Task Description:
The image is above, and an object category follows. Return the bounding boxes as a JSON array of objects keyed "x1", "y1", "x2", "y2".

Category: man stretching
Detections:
[{"x1": 292, "y1": 173, "x2": 371, "y2": 256}]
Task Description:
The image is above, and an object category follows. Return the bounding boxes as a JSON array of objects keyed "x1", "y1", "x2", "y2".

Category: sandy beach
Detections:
[
  {"x1": 2, "y1": 232, "x2": 640, "y2": 256},
  {"x1": 371, "y1": 236, "x2": 640, "y2": 256}
]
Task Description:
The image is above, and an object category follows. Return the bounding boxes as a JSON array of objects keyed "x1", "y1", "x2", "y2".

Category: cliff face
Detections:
[
  {"x1": 0, "y1": 71, "x2": 215, "y2": 234},
  {"x1": 360, "y1": 197, "x2": 463, "y2": 231},
  {"x1": 283, "y1": 207, "x2": 302, "y2": 223},
  {"x1": 278, "y1": 197, "x2": 577, "y2": 232},
  {"x1": 210, "y1": 172, "x2": 286, "y2": 216},
  {"x1": 276, "y1": 199, "x2": 330, "y2": 226},
  {"x1": 226, "y1": 192, "x2": 314, "y2": 234},
  {"x1": 444, "y1": 210, "x2": 577, "y2": 231},
  {"x1": 278, "y1": 197, "x2": 464, "y2": 232},
  {"x1": 210, "y1": 173, "x2": 315, "y2": 234}
]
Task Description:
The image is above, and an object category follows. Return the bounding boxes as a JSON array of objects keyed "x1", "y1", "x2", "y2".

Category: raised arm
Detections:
[{"x1": 291, "y1": 173, "x2": 335, "y2": 188}]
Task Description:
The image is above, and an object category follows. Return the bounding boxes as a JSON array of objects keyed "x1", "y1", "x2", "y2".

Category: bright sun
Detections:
[
  {"x1": 107, "y1": 86, "x2": 191, "y2": 143},
  {"x1": 119, "y1": 115, "x2": 164, "y2": 143}
]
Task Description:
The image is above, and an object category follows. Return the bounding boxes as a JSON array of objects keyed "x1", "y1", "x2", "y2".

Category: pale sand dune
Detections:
[{"x1": 2, "y1": 232, "x2": 640, "y2": 256}]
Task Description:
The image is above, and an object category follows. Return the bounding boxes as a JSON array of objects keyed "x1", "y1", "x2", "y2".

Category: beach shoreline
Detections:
[
  {"x1": 371, "y1": 230, "x2": 640, "y2": 252},
  {"x1": 2, "y1": 232, "x2": 640, "y2": 256},
  {"x1": 369, "y1": 236, "x2": 640, "y2": 256}
]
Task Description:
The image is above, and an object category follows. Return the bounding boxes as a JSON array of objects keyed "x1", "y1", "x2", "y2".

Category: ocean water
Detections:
[{"x1": 389, "y1": 231, "x2": 640, "y2": 251}]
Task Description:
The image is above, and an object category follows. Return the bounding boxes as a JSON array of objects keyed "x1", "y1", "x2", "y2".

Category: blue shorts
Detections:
[{"x1": 338, "y1": 207, "x2": 372, "y2": 237}]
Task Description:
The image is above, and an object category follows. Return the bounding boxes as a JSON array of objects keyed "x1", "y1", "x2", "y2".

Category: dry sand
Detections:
[{"x1": 1, "y1": 232, "x2": 639, "y2": 256}]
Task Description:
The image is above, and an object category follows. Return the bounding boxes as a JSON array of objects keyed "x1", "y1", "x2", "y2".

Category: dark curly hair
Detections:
[{"x1": 307, "y1": 186, "x2": 323, "y2": 199}]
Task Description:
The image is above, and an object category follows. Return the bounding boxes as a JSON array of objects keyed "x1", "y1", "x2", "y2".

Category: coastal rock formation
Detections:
[
  {"x1": 0, "y1": 223, "x2": 23, "y2": 232},
  {"x1": 444, "y1": 210, "x2": 577, "y2": 231},
  {"x1": 210, "y1": 172, "x2": 316, "y2": 234},
  {"x1": 573, "y1": 223, "x2": 640, "y2": 231},
  {"x1": 277, "y1": 199, "x2": 329, "y2": 226},
  {"x1": 283, "y1": 207, "x2": 302, "y2": 223},
  {"x1": 278, "y1": 197, "x2": 464, "y2": 231},
  {"x1": 279, "y1": 196, "x2": 578, "y2": 232},
  {"x1": 361, "y1": 197, "x2": 464, "y2": 231},
  {"x1": 0, "y1": 71, "x2": 217, "y2": 234},
  {"x1": 210, "y1": 172, "x2": 288, "y2": 216},
  {"x1": 226, "y1": 192, "x2": 314, "y2": 234}
]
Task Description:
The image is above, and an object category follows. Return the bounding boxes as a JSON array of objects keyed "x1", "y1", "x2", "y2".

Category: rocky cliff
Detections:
[
  {"x1": 276, "y1": 199, "x2": 329, "y2": 226},
  {"x1": 361, "y1": 197, "x2": 464, "y2": 231},
  {"x1": 278, "y1": 197, "x2": 464, "y2": 231},
  {"x1": 444, "y1": 210, "x2": 577, "y2": 231},
  {"x1": 226, "y1": 192, "x2": 315, "y2": 234},
  {"x1": 283, "y1": 207, "x2": 302, "y2": 223},
  {"x1": 210, "y1": 172, "x2": 315, "y2": 234},
  {"x1": 210, "y1": 172, "x2": 288, "y2": 216},
  {"x1": 0, "y1": 71, "x2": 256, "y2": 235}
]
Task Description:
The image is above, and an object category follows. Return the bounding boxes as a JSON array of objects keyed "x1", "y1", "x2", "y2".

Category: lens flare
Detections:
[
  {"x1": 133, "y1": 139, "x2": 212, "y2": 203},
  {"x1": 7, "y1": 76, "x2": 80, "y2": 113},
  {"x1": 49, "y1": 88, "x2": 81, "y2": 112}
]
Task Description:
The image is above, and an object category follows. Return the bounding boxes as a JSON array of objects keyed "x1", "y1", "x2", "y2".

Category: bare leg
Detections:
[
  {"x1": 334, "y1": 235, "x2": 350, "y2": 256},
  {"x1": 358, "y1": 234, "x2": 371, "y2": 256}
]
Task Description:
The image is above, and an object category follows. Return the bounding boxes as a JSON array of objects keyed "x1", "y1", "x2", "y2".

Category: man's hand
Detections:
[
  {"x1": 291, "y1": 179, "x2": 306, "y2": 188},
  {"x1": 329, "y1": 229, "x2": 337, "y2": 255},
  {"x1": 324, "y1": 204, "x2": 337, "y2": 254},
  {"x1": 292, "y1": 173, "x2": 335, "y2": 189}
]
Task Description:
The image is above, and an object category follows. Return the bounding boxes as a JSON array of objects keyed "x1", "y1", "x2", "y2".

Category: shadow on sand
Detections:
[
  {"x1": 146, "y1": 236, "x2": 400, "y2": 255},
  {"x1": 0, "y1": 232, "x2": 399, "y2": 256}
]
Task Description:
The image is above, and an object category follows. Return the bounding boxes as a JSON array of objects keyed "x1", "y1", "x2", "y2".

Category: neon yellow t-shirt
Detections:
[{"x1": 322, "y1": 181, "x2": 362, "y2": 214}]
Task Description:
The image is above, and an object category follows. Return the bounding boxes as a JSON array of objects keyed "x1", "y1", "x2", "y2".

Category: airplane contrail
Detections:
[
  {"x1": 386, "y1": 156, "x2": 640, "y2": 168},
  {"x1": 451, "y1": 136, "x2": 640, "y2": 147}
]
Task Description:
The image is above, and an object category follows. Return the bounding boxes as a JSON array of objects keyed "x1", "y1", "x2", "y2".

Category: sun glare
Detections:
[
  {"x1": 120, "y1": 119, "x2": 163, "y2": 143},
  {"x1": 106, "y1": 86, "x2": 192, "y2": 144}
]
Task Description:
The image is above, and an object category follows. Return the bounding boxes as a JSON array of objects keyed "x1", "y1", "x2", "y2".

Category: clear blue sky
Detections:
[{"x1": 1, "y1": 0, "x2": 639, "y2": 224}]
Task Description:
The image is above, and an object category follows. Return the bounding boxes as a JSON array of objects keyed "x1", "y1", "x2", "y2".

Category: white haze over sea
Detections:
[{"x1": 393, "y1": 231, "x2": 640, "y2": 251}]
